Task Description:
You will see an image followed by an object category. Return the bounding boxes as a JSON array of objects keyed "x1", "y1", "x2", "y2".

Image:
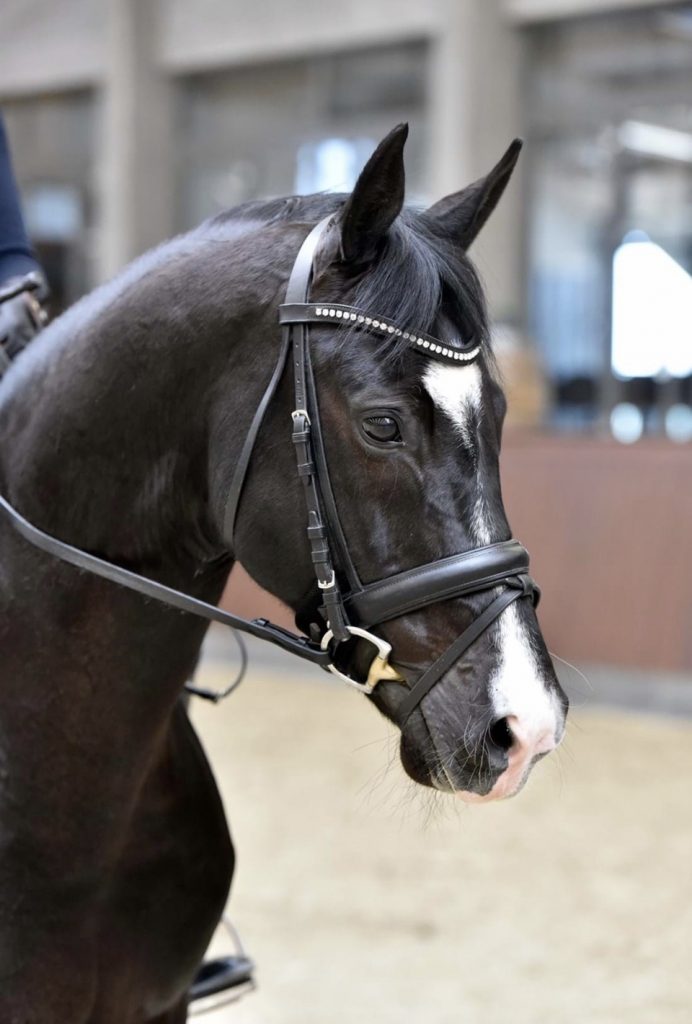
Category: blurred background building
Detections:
[{"x1": 1, "y1": 0, "x2": 691, "y2": 674}]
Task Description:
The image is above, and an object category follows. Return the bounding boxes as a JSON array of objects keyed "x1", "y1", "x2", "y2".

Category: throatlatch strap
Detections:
[
  {"x1": 225, "y1": 215, "x2": 332, "y2": 544},
  {"x1": 223, "y1": 333, "x2": 291, "y2": 542}
]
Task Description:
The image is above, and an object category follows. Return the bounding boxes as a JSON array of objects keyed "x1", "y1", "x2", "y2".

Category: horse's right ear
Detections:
[{"x1": 337, "y1": 124, "x2": 408, "y2": 264}]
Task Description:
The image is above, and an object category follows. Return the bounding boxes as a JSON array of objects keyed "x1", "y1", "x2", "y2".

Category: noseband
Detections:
[{"x1": 0, "y1": 217, "x2": 539, "y2": 723}]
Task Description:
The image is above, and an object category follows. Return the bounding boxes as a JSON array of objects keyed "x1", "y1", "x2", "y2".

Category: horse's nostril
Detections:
[{"x1": 487, "y1": 716, "x2": 515, "y2": 753}]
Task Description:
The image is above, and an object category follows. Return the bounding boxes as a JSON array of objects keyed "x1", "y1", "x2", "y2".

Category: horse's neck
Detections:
[
  {"x1": 1, "y1": 236, "x2": 254, "y2": 564},
  {"x1": 0, "y1": 237, "x2": 256, "y2": 711}
]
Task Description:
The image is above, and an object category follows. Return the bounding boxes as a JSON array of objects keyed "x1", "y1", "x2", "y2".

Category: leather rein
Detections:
[{"x1": 0, "y1": 217, "x2": 539, "y2": 722}]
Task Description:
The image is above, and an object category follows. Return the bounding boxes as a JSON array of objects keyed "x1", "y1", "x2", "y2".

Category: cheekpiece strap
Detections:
[{"x1": 286, "y1": 218, "x2": 352, "y2": 642}]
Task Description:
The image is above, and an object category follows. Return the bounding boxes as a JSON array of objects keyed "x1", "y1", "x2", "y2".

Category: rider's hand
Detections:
[{"x1": 0, "y1": 271, "x2": 49, "y2": 373}]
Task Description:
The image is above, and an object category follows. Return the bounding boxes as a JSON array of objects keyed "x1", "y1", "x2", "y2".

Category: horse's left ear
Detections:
[
  {"x1": 425, "y1": 139, "x2": 523, "y2": 250},
  {"x1": 338, "y1": 123, "x2": 408, "y2": 264}
]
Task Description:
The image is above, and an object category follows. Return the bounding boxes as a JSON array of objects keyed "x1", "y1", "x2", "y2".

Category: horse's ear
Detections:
[
  {"x1": 338, "y1": 123, "x2": 408, "y2": 264},
  {"x1": 425, "y1": 139, "x2": 523, "y2": 250}
]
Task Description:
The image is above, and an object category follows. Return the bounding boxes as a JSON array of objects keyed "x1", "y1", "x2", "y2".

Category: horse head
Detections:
[{"x1": 218, "y1": 125, "x2": 567, "y2": 802}]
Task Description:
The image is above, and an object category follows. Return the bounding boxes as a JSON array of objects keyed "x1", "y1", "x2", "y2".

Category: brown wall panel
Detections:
[{"x1": 500, "y1": 434, "x2": 691, "y2": 673}]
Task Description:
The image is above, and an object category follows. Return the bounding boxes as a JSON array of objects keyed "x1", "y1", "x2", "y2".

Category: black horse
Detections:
[{"x1": 0, "y1": 125, "x2": 567, "y2": 1021}]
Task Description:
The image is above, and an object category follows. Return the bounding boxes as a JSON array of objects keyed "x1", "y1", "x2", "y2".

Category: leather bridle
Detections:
[{"x1": 0, "y1": 217, "x2": 539, "y2": 723}]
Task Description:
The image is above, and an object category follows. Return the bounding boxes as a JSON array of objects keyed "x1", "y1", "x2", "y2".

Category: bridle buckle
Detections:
[
  {"x1": 317, "y1": 570, "x2": 336, "y2": 590},
  {"x1": 320, "y1": 625, "x2": 404, "y2": 694}
]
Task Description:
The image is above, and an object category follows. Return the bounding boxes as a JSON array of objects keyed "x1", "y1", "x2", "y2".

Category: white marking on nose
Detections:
[
  {"x1": 490, "y1": 603, "x2": 562, "y2": 760},
  {"x1": 457, "y1": 609, "x2": 563, "y2": 802}
]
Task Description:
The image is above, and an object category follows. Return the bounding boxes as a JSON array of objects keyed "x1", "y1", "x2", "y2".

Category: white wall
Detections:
[
  {"x1": 159, "y1": 0, "x2": 440, "y2": 71},
  {"x1": 0, "y1": 0, "x2": 104, "y2": 95}
]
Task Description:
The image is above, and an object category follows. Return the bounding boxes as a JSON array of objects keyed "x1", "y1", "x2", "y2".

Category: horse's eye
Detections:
[{"x1": 362, "y1": 414, "x2": 402, "y2": 444}]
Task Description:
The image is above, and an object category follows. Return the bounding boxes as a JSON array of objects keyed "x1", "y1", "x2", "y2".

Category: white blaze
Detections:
[
  {"x1": 423, "y1": 362, "x2": 491, "y2": 545},
  {"x1": 423, "y1": 362, "x2": 561, "y2": 790},
  {"x1": 423, "y1": 362, "x2": 482, "y2": 454}
]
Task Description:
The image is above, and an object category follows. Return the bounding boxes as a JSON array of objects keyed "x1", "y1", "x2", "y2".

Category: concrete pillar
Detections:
[
  {"x1": 428, "y1": 0, "x2": 524, "y2": 322},
  {"x1": 98, "y1": 0, "x2": 174, "y2": 281}
]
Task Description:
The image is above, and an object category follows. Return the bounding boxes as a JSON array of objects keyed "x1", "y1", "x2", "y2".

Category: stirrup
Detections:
[{"x1": 188, "y1": 915, "x2": 255, "y2": 1015}]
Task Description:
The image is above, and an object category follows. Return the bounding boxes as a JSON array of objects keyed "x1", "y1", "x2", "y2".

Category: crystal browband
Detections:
[{"x1": 279, "y1": 302, "x2": 480, "y2": 364}]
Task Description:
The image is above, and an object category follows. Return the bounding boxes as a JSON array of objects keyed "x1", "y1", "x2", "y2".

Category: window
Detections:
[{"x1": 174, "y1": 42, "x2": 428, "y2": 231}]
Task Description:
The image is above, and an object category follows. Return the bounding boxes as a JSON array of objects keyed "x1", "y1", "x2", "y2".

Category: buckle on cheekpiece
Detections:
[{"x1": 320, "y1": 625, "x2": 405, "y2": 693}]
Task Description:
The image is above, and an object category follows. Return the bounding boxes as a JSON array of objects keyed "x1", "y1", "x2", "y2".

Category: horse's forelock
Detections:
[{"x1": 352, "y1": 212, "x2": 489, "y2": 362}]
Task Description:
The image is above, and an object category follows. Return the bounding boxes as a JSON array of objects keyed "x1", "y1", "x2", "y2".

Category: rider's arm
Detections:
[
  {"x1": 0, "y1": 114, "x2": 49, "y2": 373},
  {"x1": 0, "y1": 114, "x2": 39, "y2": 283}
]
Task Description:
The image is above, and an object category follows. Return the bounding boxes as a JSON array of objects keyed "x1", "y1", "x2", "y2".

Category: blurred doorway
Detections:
[{"x1": 526, "y1": 5, "x2": 692, "y2": 439}]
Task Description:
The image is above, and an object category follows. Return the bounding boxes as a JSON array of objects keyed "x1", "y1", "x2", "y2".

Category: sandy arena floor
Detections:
[{"x1": 190, "y1": 648, "x2": 692, "y2": 1024}]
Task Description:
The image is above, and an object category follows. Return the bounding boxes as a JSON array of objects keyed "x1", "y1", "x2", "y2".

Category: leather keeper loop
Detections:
[
  {"x1": 322, "y1": 590, "x2": 350, "y2": 642},
  {"x1": 311, "y1": 546, "x2": 330, "y2": 565}
]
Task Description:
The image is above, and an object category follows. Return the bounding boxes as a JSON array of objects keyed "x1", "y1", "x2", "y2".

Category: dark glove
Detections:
[{"x1": 0, "y1": 271, "x2": 50, "y2": 375}]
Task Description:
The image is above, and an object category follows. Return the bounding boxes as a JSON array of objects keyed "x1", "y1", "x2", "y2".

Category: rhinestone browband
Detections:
[{"x1": 278, "y1": 301, "x2": 480, "y2": 364}]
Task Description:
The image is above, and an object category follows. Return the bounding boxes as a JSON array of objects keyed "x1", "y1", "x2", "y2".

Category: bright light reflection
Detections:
[
  {"x1": 295, "y1": 138, "x2": 374, "y2": 194},
  {"x1": 665, "y1": 404, "x2": 692, "y2": 443},
  {"x1": 610, "y1": 402, "x2": 644, "y2": 444},
  {"x1": 612, "y1": 233, "x2": 692, "y2": 378},
  {"x1": 619, "y1": 121, "x2": 692, "y2": 164}
]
